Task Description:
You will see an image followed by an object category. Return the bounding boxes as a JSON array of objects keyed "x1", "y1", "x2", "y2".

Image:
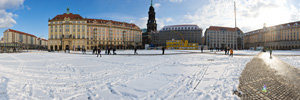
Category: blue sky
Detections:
[{"x1": 1, "y1": 0, "x2": 300, "y2": 39}]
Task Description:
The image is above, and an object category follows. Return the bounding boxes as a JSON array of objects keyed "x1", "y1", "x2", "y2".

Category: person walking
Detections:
[
  {"x1": 162, "y1": 47, "x2": 165, "y2": 55},
  {"x1": 270, "y1": 48, "x2": 272, "y2": 57},
  {"x1": 97, "y1": 48, "x2": 101, "y2": 57},
  {"x1": 201, "y1": 47, "x2": 203, "y2": 53},
  {"x1": 225, "y1": 48, "x2": 227, "y2": 55},
  {"x1": 105, "y1": 48, "x2": 108, "y2": 55},
  {"x1": 134, "y1": 48, "x2": 138, "y2": 55},
  {"x1": 229, "y1": 48, "x2": 233, "y2": 57},
  {"x1": 227, "y1": 48, "x2": 230, "y2": 55},
  {"x1": 113, "y1": 48, "x2": 116, "y2": 55},
  {"x1": 108, "y1": 48, "x2": 111, "y2": 55}
]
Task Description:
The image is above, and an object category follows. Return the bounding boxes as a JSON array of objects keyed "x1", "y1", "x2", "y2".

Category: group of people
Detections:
[
  {"x1": 224, "y1": 48, "x2": 234, "y2": 57},
  {"x1": 82, "y1": 47, "x2": 166, "y2": 57}
]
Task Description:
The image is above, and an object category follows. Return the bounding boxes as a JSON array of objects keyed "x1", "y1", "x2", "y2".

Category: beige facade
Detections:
[
  {"x1": 48, "y1": 9, "x2": 142, "y2": 51},
  {"x1": 0, "y1": 29, "x2": 48, "y2": 49},
  {"x1": 204, "y1": 26, "x2": 244, "y2": 50},
  {"x1": 244, "y1": 21, "x2": 300, "y2": 50}
]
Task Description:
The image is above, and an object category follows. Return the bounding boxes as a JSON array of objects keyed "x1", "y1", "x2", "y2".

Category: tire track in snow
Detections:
[{"x1": 7, "y1": 54, "x2": 24, "y2": 73}]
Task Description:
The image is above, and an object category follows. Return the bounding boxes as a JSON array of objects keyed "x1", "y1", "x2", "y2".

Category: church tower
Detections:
[{"x1": 147, "y1": 0, "x2": 157, "y2": 32}]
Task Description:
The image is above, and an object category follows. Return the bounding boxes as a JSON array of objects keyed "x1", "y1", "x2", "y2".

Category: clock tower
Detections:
[{"x1": 147, "y1": 0, "x2": 157, "y2": 32}]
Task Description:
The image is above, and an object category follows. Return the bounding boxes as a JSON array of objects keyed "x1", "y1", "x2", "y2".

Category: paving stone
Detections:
[{"x1": 237, "y1": 53, "x2": 300, "y2": 100}]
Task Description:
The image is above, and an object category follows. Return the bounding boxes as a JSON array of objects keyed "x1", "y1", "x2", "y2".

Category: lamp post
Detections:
[
  {"x1": 60, "y1": 34, "x2": 64, "y2": 51},
  {"x1": 93, "y1": 28, "x2": 97, "y2": 50},
  {"x1": 123, "y1": 31, "x2": 126, "y2": 50}
]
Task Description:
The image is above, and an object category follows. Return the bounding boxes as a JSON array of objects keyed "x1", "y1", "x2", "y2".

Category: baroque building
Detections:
[
  {"x1": 48, "y1": 7, "x2": 142, "y2": 51},
  {"x1": 142, "y1": 0, "x2": 157, "y2": 48},
  {"x1": 244, "y1": 22, "x2": 300, "y2": 50}
]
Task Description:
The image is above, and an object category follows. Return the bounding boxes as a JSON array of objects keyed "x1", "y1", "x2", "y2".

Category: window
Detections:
[
  {"x1": 66, "y1": 25, "x2": 69, "y2": 27},
  {"x1": 65, "y1": 29, "x2": 69, "y2": 32},
  {"x1": 78, "y1": 29, "x2": 80, "y2": 32}
]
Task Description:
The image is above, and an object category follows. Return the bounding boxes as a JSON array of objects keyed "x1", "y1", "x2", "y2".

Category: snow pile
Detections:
[{"x1": 0, "y1": 50, "x2": 256, "y2": 100}]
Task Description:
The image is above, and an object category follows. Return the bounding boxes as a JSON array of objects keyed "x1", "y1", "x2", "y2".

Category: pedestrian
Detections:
[
  {"x1": 225, "y1": 48, "x2": 227, "y2": 55},
  {"x1": 82, "y1": 48, "x2": 84, "y2": 54},
  {"x1": 113, "y1": 48, "x2": 116, "y2": 55},
  {"x1": 229, "y1": 48, "x2": 233, "y2": 57},
  {"x1": 162, "y1": 47, "x2": 165, "y2": 55},
  {"x1": 134, "y1": 48, "x2": 138, "y2": 55},
  {"x1": 105, "y1": 48, "x2": 108, "y2": 55},
  {"x1": 270, "y1": 48, "x2": 272, "y2": 57},
  {"x1": 227, "y1": 48, "x2": 230, "y2": 55},
  {"x1": 201, "y1": 47, "x2": 203, "y2": 53},
  {"x1": 108, "y1": 48, "x2": 111, "y2": 55},
  {"x1": 97, "y1": 48, "x2": 101, "y2": 57}
]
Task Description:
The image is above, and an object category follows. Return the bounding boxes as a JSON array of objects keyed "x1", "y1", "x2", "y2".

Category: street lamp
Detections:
[
  {"x1": 93, "y1": 28, "x2": 97, "y2": 50},
  {"x1": 123, "y1": 31, "x2": 126, "y2": 50},
  {"x1": 60, "y1": 34, "x2": 64, "y2": 51}
]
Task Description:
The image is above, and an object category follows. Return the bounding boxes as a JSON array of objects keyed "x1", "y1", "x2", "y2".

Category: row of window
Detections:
[{"x1": 50, "y1": 21, "x2": 86, "y2": 24}]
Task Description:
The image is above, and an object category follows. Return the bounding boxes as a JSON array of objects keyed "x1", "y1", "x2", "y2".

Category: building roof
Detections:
[
  {"x1": 245, "y1": 21, "x2": 300, "y2": 35},
  {"x1": 4, "y1": 29, "x2": 37, "y2": 38},
  {"x1": 160, "y1": 24, "x2": 202, "y2": 31},
  {"x1": 38, "y1": 38, "x2": 48, "y2": 41},
  {"x1": 86, "y1": 18, "x2": 139, "y2": 29},
  {"x1": 206, "y1": 26, "x2": 241, "y2": 32},
  {"x1": 50, "y1": 13, "x2": 84, "y2": 21}
]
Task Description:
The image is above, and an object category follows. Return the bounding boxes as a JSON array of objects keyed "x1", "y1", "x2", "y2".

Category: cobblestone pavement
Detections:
[{"x1": 238, "y1": 53, "x2": 300, "y2": 100}]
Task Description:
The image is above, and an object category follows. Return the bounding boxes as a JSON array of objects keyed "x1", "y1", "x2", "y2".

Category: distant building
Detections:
[
  {"x1": 166, "y1": 40, "x2": 198, "y2": 50},
  {"x1": 0, "y1": 29, "x2": 48, "y2": 50},
  {"x1": 244, "y1": 21, "x2": 300, "y2": 50},
  {"x1": 204, "y1": 26, "x2": 244, "y2": 50},
  {"x1": 142, "y1": 0, "x2": 157, "y2": 48},
  {"x1": 152, "y1": 25, "x2": 203, "y2": 47},
  {"x1": 48, "y1": 7, "x2": 142, "y2": 51}
]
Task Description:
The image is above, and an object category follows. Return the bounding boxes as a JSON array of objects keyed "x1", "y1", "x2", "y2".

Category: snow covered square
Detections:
[{"x1": 0, "y1": 50, "x2": 299, "y2": 100}]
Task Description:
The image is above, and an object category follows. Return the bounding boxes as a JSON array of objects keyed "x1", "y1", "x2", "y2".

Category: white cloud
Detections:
[
  {"x1": 0, "y1": 10, "x2": 18, "y2": 28},
  {"x1": 131, "y1": 17, "x2": 172, "y2": 30},
  {"x1": 166, "y1": 17, "x2": 173, "y2": 23},
  {"x1": 0, "y1": 0, "x2": 24, "y2": 29},
  {"x1": 182, "y1": 0, "x2": 300, "y2": 32},
  {"x1": 169, "y1": 0, "x2": 183, "y2": 3},
  {"x1": 154, "y1": 3, "x2": 161, "y2": 8},
  {"x1": 130, "y1": 17, "x2": 148, "y2": 29}
]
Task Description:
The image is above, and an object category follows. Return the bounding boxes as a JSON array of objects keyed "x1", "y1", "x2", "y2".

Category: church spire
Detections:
[
  {"x1": 66, "y1": 6, "x2": 70, "y2": 14},
  {"x1": 151, "y1": 0, "x2": 153, "y2": 6},
  {"x1": 147, "y1": 0, "x2": 157, "y2": 33}
]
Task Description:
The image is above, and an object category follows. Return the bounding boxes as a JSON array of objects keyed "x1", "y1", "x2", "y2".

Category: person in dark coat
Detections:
[
  {"x1": 270, "y1": 48, "x2": 272, "y2": 57},
  {"x1": 162, "y1": 47, "x2": 165, "y2": 55},
  {"x1": 225, "y1": 48, "x2": 227, "y2": 55},
  {"x1": 92, "y1": 48, "x2": 95, "y2": 54},
  {"x1": 108, "y1": 48, "x2": 111, "y2": 55},
  {"x1": 97, "y1": 49, "x2": 101, "y2": 57},
  {"x1": 227, "y1": 48, "x2": 230, "y2": 54},
  {"x1": 201, "y1": 47, "x2": 203, "y2": 53},
  {"x1": 113, "y1": 48, "x2": 116, "y2": 55},
  {"x1": 105, "y1": 48, "x2": 108, "y2": 55},
  {"x1": 134, "y1": 48, "x2": 138, "y2": 55}
]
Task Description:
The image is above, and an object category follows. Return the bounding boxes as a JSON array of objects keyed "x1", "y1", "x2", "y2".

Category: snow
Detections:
[
  {"x1": 0, "y1": 50, "x2": 259, "y2": 100},
  {"x1": 274, "y1": 50, "x2": 300, "y2": 69}
]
